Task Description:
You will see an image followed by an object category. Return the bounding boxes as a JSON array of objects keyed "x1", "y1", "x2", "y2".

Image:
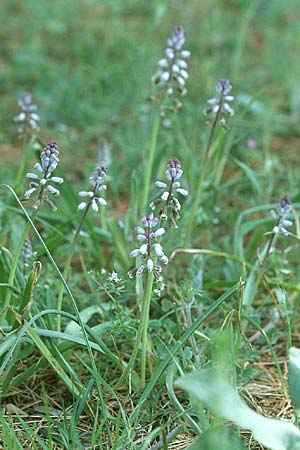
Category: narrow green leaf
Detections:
[{"x1": 128, "y1": 283, "x2": 240, "y2": 425}]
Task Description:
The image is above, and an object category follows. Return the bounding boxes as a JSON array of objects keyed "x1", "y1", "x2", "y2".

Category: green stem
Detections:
[
  {"x1": 185, "y1": 118, "x2": 219, "y2": 243},
  {"x1": 114, "y1": 271, "x2": 154, "y2": 389},
  {"x1": 185, "y1": 90, "x2": 227, "y2": 244},
  {"x1": 140, "y1": 111, "x2": 160, "y2": 215},
  {"x1": 244, "y1": 229, "x2": 277, "y2": 316},
  {"x1": 140, "y1": 271, "x2": 154, "y2": 388},
  {"x1": 56, "y1": 204, "x2": 90, "y2": 333}
]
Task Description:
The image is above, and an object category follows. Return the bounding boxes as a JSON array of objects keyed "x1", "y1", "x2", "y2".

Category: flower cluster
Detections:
[
  {"x1": 22, "y1": 141, "x2": 63, "y2": 211},
  {"x1": 150, "y1": 158, "x2": 188, "y2": 227},
  {"x1": 78, "y1": 166, "x2": 107, "y2": 212},
  {"x1": 272, "y1": 195, "x2": 293, "y2": 236},
  {"x1": 20, "y1": 237, "x2": 34, "y2": 266},
  {"x1": 150, "y1": 26, "x2": 191, "y2": 120},
  {"x1": 206, "y1": 79, "x2": 234, "y2": 129},
  {"x1": 128, "y1": 213, "x2": 168, "y2": 279},
  {"x1": 14, "y1": 92, "x2": 40, "y2": 136}
]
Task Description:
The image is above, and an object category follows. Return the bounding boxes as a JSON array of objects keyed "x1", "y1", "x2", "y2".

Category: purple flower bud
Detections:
[
  {"x1": 89, "y1": 166, "x2": 106, "y2": 189},
  {"x1": 206, "y1": 79, "x2": 234, "y2": 127},
  {"x1": 169, "y1": 26, "x2": 185, "y2": 50},
  {"x1": 165, "y1": 159, "x2": 183, "y2": 180},
  {"x1": 216, "y1": 79, "x2": 232, "y2": 95},
  {"x1": 277, "y1": 195, "x2": 292, "y2": 218},
  {"x1": 40, "y1": 141, "x2": 59, "y2": 175}
]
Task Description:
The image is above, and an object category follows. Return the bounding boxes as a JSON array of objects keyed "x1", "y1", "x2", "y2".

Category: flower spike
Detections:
[
  {"x1": 78, "y1": 166, "x2": 107, "y2": 213},
  {"x1": 22, "y1": 141, "x2": 63, "y2": 211}
]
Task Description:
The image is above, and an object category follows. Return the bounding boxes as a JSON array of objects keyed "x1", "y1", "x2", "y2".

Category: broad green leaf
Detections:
[
  {"x1": 176, "y1": 368, "x2": 300, "y2": 450},
  {"x1": 289, "y1": 347, "x2": 300, "y2": 415},
  {"x1": 185, "y1": 427, "x2": 246, "y2": 450},
  {"x1": 64, "y1": 304, "x2": 102, "y2": 335}
]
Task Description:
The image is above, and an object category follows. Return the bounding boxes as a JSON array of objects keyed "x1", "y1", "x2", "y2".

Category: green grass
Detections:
[{"x1": 1, "y1": 0, "x2": 300, "y2": 449}]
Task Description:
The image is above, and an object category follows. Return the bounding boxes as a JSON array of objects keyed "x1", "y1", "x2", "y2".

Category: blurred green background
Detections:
[{"x1": 1, "y1": 0, "x2": 300, "y2": 199}]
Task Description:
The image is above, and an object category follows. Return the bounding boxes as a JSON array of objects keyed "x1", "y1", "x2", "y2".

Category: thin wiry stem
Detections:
[
  {"x1": 140, "y1": 270, "x2": 154, "y2": 388},
  {"x1": 185, "y1": 93, "x2": 224, "y2": 242},
  {"x1": 140, "y1": 111, "x2": 160, "y2": 215},
  {"x1": 56, "y1": 203, "x2": 91, "y2": 333}
]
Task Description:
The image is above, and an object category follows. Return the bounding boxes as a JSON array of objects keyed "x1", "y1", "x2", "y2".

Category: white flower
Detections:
[
  {"x1": 160, "y1": 255, "x2": 168, "y2": 264},
  {"x1": 147, "y1": 259, "x2": 154, "y2": 271},
  {"x1": 78, "y1": 166, "x2": 108, "y2": 212},
  {"x1": 153, "y1": 244, "x2": 164, "y2": 257},
  {"x1": 79, "y1": 191, "x2": 93, "y2": 197},
  {"x1": 51, "y1": 177, "x2": 64, "y2": 184},
  {"x1": 108, "y1": 271, "x2": 121, "y2": 283},
  {"x1": 46, "y1": 185, "x2": 60, "y2": 196},
  {"x1": 21, "y1": 141, "x2": 63, "y2": 210},
  {"x1": 78, "y1": 202, "x2": 87, "y2": 211},
  {"x1": 154, "y1": 228, "x2": 165, "y2": 238},
  {"x1": 91, "y1": 200, "x2": 99, "y2": 212},
  {"x1": 97, "y1": 197, "x2": 107, "y2": 206},
  {"x1": 130, "y1": 248, "x2": 140, "y2": 258},
  {"x1": 139, "y1": 244, "x2": 148, "y2": 255},
  {"x1": 161, "y1": 191, "x2": 169, "y2": 201},
  {"x1": 155, "y1": 181, "x2": 167, "y2": 189},
  {"x1": 26, "y1": 172, "x2": 39, "y2": 180},
  {"x1": 176, "y1": 188, "x2": 188, "y2": 196},
  {"x1": 137, "y1": 234, "x2": 147, "y2": 241}
]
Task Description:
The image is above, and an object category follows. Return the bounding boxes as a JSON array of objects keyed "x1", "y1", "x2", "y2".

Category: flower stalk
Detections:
[
  {"x1": 14, "y1": 92, "x2": 40, "y2": 192},
  {"x1": 117, "y1": 160, "x2": 188, "y2": 388},
  {"x1": 1, "y1": 141, "x2": 62, "y2": 325},
  {"x1": 141, "y1": 25, "x2": 190, "y2": 214},
  {"x1": 186, "y1": 79, "x2": 234, "y2": 242},
  {"x1": 242, "y1": 195, "x2": 293, "y2": 314},
  {"x1": 56, "y1": 166, "x2": 107, "y2": 333}
]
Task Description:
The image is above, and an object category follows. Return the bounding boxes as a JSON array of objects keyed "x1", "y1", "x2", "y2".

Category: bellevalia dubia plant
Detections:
[
  {"x1": 56, "y1": 166, "x2": 107, "y2": 333},
  {"x1": 14, "y1": 92, "x2": 40, "y2": 191},
  {"x1": 141, "y1": 25, "x2": 190, "y2": 214},
  {"x1": 186, "y1": 78, "x2": 235, "y2": 241},
  {"x1": 242, "y1": 195, "x2": 294, "y2": 314},
  {"x1": 1, "y1": 141, "x2": 63, "y2": 324},
  {"x1": 118, "y1": 159, "x2": 188, "y2": 388}
]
